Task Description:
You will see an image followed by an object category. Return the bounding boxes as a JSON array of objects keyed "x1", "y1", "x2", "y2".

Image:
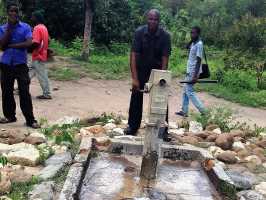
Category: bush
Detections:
[
  {"x1": 221, "y1": 70, "x2": 258, "y2": 92},
  {"x1": 192, "y1": 107, "x2": 235, "y2": 132},
  {"x1": 225, "y1": 14, "x2": 266, "y2": 53}
]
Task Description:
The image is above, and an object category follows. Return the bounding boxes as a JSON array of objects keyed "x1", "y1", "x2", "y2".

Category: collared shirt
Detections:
[
  {"x1": 32, "y1": 24, "x2": 49, "y2": 62},
  {"x1": 187, "y1": 40, "x2": 203, "y2": 76},
  {"x1": 132, "y1": 25, "x2": 171, "y2": 82},
  {"x1": 0, "y1": 21, "x2": 32, "y2": 66}
]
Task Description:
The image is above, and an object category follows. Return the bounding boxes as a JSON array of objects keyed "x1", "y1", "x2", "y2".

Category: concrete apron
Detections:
[{"x1": 59, "y1": 138, "x2": 235, "y2": 200}]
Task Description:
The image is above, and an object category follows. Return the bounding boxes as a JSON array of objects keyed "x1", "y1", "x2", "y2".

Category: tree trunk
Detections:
[{"x1": 81, "y1": 0, "x2": 93, "y2": 61}]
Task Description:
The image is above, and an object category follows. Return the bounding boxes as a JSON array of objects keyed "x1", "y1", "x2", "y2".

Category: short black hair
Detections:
[
  {"x1": 32, "y1": 10, "x2": 45, "y2": 24},
  {"x1": 192, "y1": 26, "x2": 201, "y2": 35},
  {"x1": 146, "y1": 9, "x2": 160, "y2": 19},
  {"x1": 6, "y1": 2, "x2": 19, "y2": 11}
]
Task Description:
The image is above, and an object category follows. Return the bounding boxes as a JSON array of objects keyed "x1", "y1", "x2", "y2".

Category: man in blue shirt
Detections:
[{"x1": 0, "y1": 3, "x2": 40, "y2": 128}]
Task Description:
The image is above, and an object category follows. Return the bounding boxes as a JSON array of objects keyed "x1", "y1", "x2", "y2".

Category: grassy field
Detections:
[{"x1": 49, "y1": 40, "x2": 266, "y2": 108}]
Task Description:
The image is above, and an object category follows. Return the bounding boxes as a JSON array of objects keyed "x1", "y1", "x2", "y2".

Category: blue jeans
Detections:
[{"x1": 181, "y1": 81, "x2": 205, "y2": 114}]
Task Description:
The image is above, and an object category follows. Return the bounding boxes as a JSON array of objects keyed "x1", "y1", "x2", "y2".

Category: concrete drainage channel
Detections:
[{"x1": 58, "y1": 136, "x2": 235, "y2": 200}]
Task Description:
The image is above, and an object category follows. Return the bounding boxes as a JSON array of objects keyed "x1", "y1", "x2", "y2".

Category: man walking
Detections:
[
  {"x1": 30, "y1": 11, "x2": 52, "y2": 99},
  {"x1": 124, "y1": 9, "x2": 171, "y2": 141},
  {"x1": 0, "y1": 3, "x2": 40, "y2": 128},
  {"x1": 176, "y1": 26, "x2": 206, "y2": 117}
]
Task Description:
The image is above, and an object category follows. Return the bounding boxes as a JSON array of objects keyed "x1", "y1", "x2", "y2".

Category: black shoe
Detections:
[
  {"x1": 163, "y1": 136, "x2": 172, "y2": 142},
  {"x1": 175, "y1": 111, "x2": 188, "y2": 117},
  {"x1": 36, "y1": 95, "x2": 52, "y2": 100},
  {"x1": 26, "y1": 122, "x2": 41, "y2": 129},
  {"x1": 0, "y1": 117, "x2": 17, "y2": 124},
  {"x1": 124, "y1": 127, "x2": 137, "y2": 136},
  {"x1": 163, "y1": 132, "x2": 172, "y2": 142}
]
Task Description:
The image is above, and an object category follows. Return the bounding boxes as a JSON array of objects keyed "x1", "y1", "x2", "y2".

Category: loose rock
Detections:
[
  {"x1": 168, "y1": 122, "x2": 178, "y2": 130},
  {"x1": 103, "y1": 123, "x2": 117, "y2": 131},
  {"x1": 206, "y1": 134, "x2": 218, "y2": 142},
  {"x1": 0, "y1": 144, "x2": 11, "y2": 154},
  {"x1": 217, "y1": 151, "x2": 238, "y2": 164},
  {"x1": 255, "y1": 182, "x2": 266, "y2": 196},
  {"x1": 237, "y1": 190, "x2": 265, "y2": 200},
  {"x1": 24, "y1": 132, "x2": 46, "y2": 145},
  {"x1": 189, "y1": 121, "x2": 203, "y2": 133},
  {"x1": 213, "y1": 128, "x2": 222, "y2": 135},
  {"x1": 0, "y1": 172, "x2": 11, "y2": 195},
  {"x1": 169, "y1": 128, "x2": 185, "y2": 136},
  {"x1": 7, "y1": 143, "x2": 40, "y2": 166},
  {"x1": 29, "y1": 181, "x2": 55, "y2": 200},
  {"x1": 209, "y1": 146, "x2": 225, "y2": 158},
  {"x1": 215, "y1": 134, "x2": 234, "y2": 150},
  {"x1": 0, "y1": 129, "x2": 26, "y2": 145},
  {"x1": 86, "y1": 125, "x2": 106, "y2": 135},
  {"x1": 195, "y1": 132, "x2": 210, "y2": 139},
  {"x1": 206, "y1": 124, "x2": 220, "y2": 131},
  {"x1": 245, "y1": 156, "x2": 262, "y2": 166},
  {"x1": 110, "y1": 128, "x2": 124, "y2": 137},
  {"x1": 238, "y1": 149, "x2": 251, "y2": 159},
  {"x1": 256, "y1": 139, "x2": 266, "y2": 148},
  {"x1": 233, "y1": 141, "x2": 246, "y2": 151},
  {"x1": 180, "y1": 136, "x2": 199, "y2": 145}
]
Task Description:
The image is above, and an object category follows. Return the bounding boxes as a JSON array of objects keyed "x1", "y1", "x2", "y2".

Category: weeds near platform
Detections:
[
  {"x1": 40, "y1": 122, "x2": 81, "y2": 145},
  {"x1": 191, "y1": 107, "x2": 234, "y2": 132}
]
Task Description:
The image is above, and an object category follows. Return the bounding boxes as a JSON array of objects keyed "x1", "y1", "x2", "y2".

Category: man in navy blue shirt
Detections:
[
  {"x1": 0, "y1": 3, "x2": 40, "y2": 128},
  {"x1": 124, "y1": 9, "x2": 171, "y2": 141}
]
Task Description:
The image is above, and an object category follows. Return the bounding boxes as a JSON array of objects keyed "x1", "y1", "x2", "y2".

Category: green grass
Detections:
[
  {"x1": 49, "y1": 67, "x2": 81, "y2": 81},
  {"x1": 49, "y1": 40, "x2": 266, "y2": 107},
  {"x1": 77, "y1": 54, "x2": 129, "y2": 80},
  {"x1": 7, "y1": 177, "x2": 40, "y2": 200},
  {"x1": 197, "y1": 84, "x2": 266, "y2": 107}
]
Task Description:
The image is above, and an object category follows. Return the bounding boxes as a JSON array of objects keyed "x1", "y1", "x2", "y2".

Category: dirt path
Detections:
[{"x1": 1, "y1": 77, "x2": 265, "y2": 130}]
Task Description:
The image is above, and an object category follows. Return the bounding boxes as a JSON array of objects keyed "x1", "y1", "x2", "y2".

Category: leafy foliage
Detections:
[
  {"x1": 41, "y1": 122, "x2": 80, "y2": 145},
  {"x1": 0, "y1": 155, "x2": 8, "y2": 167},
  {"x1": 192, "y1": 107, "x2": 235, "y2": 132}
]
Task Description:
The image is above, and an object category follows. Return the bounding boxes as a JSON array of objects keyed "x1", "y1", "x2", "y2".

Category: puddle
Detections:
[{"x1": 80, "y1": 153, "x2": 221, "y2": 200}]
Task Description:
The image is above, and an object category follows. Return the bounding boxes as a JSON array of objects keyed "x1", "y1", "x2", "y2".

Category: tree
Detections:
[{"x1": 81, "y1": 0, "x2": 93, "y2": 60}]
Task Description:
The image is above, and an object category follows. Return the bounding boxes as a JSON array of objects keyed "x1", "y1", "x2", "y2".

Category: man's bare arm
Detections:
[
  {"x1": 161, "y1": 56, "x2": 169, "y2": 70},
  {"x1": 130, "y1": 51, "x2": 140, "y2": 90},
  {"x1": 8, "y1": 38, "x2": 32, "y2": 49},
  {"x1": 0, "y1": 28, "x2": 12, "y2": 50}
]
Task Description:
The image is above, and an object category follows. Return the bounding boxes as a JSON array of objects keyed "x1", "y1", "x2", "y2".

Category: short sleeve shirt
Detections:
[
  {"x1": 132, "y1": 25, "x2": 171, "y2": 81},
  {"x1": 32, "y1": 24, "x2": 49, "y2": 62},
  {"x1": 187, "y1": 40, "x2": 203, "y2": 76},
  {"x1": 0, "y1": 22, "x2": 32, "y2": 66}
]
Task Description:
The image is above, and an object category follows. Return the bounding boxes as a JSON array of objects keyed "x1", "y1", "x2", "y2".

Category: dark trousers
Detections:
[
  {"x1": 0, "y1": 64, "x2": 36, "y2": 125},
  {"x1": 128, "y1": 80, "x2": 169, "y2": 135}
]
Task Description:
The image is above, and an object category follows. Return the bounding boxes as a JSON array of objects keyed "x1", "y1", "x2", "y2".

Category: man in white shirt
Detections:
[{"x1": 176, "y1": 26, "x2": 206, "y2": 117}]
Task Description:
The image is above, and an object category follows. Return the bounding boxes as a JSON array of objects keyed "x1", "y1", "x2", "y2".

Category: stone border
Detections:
[
  {"x1": 59, "y1": 137, "x2": 237, "y2": 199},
  {"x1": 58, "y1": 136, "x2": 92, "y2": 200}
]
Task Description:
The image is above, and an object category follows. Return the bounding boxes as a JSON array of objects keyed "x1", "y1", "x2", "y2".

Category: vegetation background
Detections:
[{"x1": 0, "y1": 0, "x2": 265, "y2": 107}]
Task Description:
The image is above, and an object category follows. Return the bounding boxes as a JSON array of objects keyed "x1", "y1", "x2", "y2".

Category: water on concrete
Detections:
[{"x1": 79, "y1": 153, "x2": 221, "y2": 200}]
